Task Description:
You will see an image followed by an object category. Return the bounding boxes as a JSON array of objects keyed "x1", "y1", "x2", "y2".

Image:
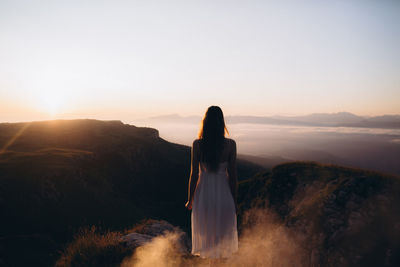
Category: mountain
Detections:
[
  {"x1": 238, "y1": 162, "x2": 400, "y2": 267},
  {"x1": 273, "y1": 112, "x2": 364, "y2": 125},
  {"x1": 55, "y1": 161, "x2": 400, "y2": 267},
  {"x1": 144, "y1": 112, "x2": 400, "y2": 129},
  {"x1": 2, "y1": 119, "x2": 399, "y2": 266},
  {"x1": 344, "y1": 115, "x2": 400, "y2": 128},
  {"x1": 0, "y1": 119, "x2": 264, "y2": 267}
]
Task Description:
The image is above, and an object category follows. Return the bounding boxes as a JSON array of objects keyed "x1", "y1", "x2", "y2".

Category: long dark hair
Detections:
[{"x1": 198, "y1": 106, "x2": 229, "y2": 171}]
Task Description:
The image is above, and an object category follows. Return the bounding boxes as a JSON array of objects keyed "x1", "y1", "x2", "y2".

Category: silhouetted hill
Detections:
[
  {"x1": 239, "y1": 162, "x2": 400, "y2": 267},
  {"x1": 0, "y1": 119, "x2": 263, "y2": 266},
  {"x1": 54, "y1": 161, "x2": 400, "y2": 267},
  {"x1": 2, "y1": 119, "x2": 399, "y2": 266}
]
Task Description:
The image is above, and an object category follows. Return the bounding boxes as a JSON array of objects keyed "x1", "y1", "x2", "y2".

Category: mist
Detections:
[
  {"x1": 129, "y1": 121, "x2": 400, "y2": 175},
  {"x1": 121, "y1": 207, "x2": 308, "y2": 267}
]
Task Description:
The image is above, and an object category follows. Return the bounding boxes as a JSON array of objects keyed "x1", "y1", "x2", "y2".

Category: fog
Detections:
[
  {"x1": 121, "y1": 208, "x2": 309, "y2": 267},
  {"x1": 130, "y1": 121, "x2": 400, "y2": 175}
]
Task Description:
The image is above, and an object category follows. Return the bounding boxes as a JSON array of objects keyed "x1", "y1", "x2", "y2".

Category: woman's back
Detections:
[{"x1": 198, "y1": 137, "x2": 233, "y2": 172}]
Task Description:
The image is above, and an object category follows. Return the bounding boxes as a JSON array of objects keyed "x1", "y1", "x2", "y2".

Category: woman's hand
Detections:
[{"x1": 185, "y1": 199, "x2": 193, "y2": 210}]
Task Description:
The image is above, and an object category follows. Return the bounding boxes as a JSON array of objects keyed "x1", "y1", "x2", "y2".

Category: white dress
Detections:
[{"x1": 191, "y1": 160, "x2": 239, "y2": 258}]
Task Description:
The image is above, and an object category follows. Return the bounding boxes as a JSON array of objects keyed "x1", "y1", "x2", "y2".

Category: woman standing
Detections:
[{"x1": 185, "y1": 106, "x2": 239, "y2": 260}]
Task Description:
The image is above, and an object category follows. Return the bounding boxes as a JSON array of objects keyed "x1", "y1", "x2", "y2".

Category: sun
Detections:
[
  {"x1": 36, "y1": 90, "x2": 67, "y2": 117},
  {"x1": 42, "y1": 96, "x2": 62, "y2": 115}
]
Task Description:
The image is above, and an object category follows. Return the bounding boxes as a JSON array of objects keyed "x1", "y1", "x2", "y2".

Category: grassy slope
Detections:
[
  {"x1": 0, "y1": 119, "x2": 263, "y2": 266},
  {"x1": 239, "y1": 161, "x2": 400, "y2": 267},
  {"x1": 56, "y1": 161, "x2": 400, "y2": 267}
]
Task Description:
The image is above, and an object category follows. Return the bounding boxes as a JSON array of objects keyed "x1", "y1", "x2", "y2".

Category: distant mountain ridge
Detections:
[{"x1": 145, "y1": 112, "x2": 400, "y2": 129}]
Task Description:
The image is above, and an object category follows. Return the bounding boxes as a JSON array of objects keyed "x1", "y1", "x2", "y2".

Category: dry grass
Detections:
[{"x1": 55, "y1": 226, "x2": 132, "y2": 267}]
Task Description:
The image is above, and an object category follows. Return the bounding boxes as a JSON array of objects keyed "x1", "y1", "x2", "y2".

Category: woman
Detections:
[{"x1": 185, "y1": 106, "x2": 239, "y2": 260}]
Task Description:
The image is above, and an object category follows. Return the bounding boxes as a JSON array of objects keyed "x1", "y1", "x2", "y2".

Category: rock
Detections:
[{"x1": 120, "y1": 220, "x2": 190, "y2": 252}]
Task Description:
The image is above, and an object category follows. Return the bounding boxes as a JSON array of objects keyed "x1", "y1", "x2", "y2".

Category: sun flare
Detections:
[{"x1": 35, "y1": 90, "x2": 68, "y2": 116}]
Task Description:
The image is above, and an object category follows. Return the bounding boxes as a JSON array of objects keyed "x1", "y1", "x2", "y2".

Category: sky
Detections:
[{"x1": 0, "y1": 0, "x2": 399, "y2": 122}]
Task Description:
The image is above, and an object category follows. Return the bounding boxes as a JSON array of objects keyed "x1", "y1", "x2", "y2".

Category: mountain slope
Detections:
[
  {"x1": 0, "y1": 119, "x2": 264, "y2": 266},
  {"x1": 239, "y1": 162, "x2": 400, "y2": 267},
  {"x1": 54, "y1": 161, "x2": 400, "y2": 267}
]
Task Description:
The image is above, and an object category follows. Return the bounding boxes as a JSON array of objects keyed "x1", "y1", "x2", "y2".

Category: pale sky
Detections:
[{"x1": 1, "y1": 0, "x2": 399, "y2": 122}]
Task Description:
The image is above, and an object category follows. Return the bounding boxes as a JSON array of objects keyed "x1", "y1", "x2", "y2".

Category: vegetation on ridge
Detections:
[{"x1": 0, "y1": 119, "x2": 263, "y2": 266}]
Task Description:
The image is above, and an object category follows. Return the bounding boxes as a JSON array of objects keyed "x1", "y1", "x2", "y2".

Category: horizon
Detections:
[
  {"x1": 1, "y1": 0, "x2": 399, "y2": 122},
  {"x1": 1, "y1": 110, "x2": 400, "y2": 125},
  {"x1": 1, "y1": 115, "x2": 399, "y2": 176}
]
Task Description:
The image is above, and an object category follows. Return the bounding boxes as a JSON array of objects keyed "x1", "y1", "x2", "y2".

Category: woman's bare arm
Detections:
[
  {"x1": 185, "y1": 139, "x2": 200, "y2": 210},
  {"x1": 227, "y1": 139, "x2": 238, "y2": 213}
]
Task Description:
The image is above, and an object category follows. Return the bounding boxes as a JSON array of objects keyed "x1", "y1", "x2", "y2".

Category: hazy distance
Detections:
[{"x1": 130, "y1": 112, "x2": 400, "y2": 176}]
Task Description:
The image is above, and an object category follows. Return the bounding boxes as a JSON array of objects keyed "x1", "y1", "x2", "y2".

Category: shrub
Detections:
[{"x1": 55, "y1": 226, "x2": 132, "y2": 267}]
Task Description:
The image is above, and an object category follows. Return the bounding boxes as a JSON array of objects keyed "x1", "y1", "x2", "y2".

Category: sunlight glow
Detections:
[
  {"x1": 0, "y1": 123, "x2": 31, "y2": 154},
  {"x1": 34, "y1": 89, "x2": 68, "y2": 116},
  {"x1": 0, "y1": 0, "x2": 399, "y2": 121}
]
